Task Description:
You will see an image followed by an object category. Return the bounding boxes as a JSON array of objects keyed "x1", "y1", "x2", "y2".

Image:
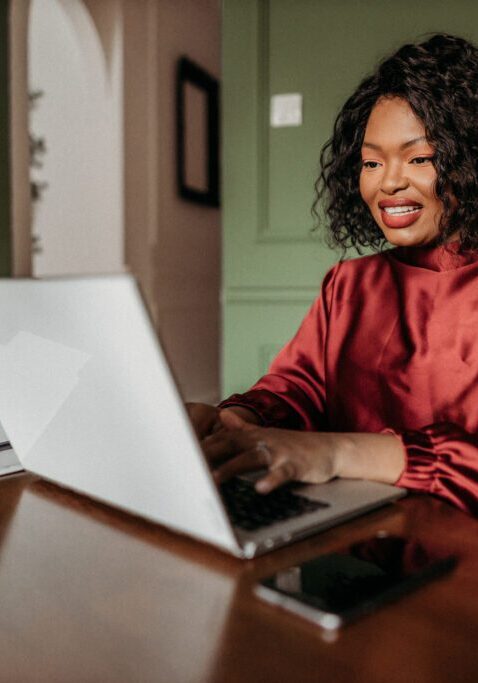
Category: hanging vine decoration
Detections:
[{"x1": 29, "y1": 89, "x2": 48, "y2": 253}]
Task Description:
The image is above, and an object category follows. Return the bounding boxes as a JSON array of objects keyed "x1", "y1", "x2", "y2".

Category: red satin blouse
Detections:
[{"x1": 221, "y1": 243, "x2": 478, "y2": 515}]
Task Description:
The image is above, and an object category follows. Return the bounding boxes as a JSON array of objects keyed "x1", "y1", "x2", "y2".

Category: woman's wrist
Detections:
[{"x1": 332, "y1": 432, "x2": 406, "y2": 484}]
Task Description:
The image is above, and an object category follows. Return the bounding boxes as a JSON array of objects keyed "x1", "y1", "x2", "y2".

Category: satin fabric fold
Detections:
[{"x1": 220, "y1": 244, "x2": 478, "y2": 515}]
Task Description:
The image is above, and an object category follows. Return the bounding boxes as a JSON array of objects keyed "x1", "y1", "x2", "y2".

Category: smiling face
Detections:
[{"x1": 359, "y1": 96, "x2": 444, "y2": 247}]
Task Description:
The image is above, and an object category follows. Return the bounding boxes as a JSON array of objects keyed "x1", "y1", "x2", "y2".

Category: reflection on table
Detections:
[{"x1": 0, "y1": 474, "x2": 477, "y2": 682}]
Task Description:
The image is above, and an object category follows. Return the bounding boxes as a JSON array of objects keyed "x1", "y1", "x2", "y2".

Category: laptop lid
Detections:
[{"x1": 0, "y1": 275, "x2": 241, "y2": 555}]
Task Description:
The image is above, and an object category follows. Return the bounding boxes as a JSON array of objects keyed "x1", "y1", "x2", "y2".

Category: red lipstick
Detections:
[{"x1": 378, "y1": 198, "x2": 423, "y2": 229}]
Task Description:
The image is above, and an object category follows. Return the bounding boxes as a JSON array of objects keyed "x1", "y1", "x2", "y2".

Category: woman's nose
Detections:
[{"x1": 380, "y1": 162, "x2": 409, "y2": 194}]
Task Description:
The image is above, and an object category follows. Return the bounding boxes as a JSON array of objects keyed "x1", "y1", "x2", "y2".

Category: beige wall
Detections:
[{"x1": 123, "y1": 0, "x2": 221, "y2": 403}]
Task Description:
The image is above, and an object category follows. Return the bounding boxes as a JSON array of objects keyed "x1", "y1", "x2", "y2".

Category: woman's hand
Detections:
[
  {"x1": 185, "y1": 403, "x2": 221, "y2": 440},
  {"x1": 203, "y1": 411, "x2": 406, "y2": 493},
  {"x1": 203, "y1": 411, "x2": 342, "y2": 493},
  {"x1": 185, "y1": 402, "x2": 261, "y2": 440}
]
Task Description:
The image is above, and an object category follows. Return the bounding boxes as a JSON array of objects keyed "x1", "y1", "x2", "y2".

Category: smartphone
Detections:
[{"x1": 255, "y1": 533, "x2": 457, "y2": 631}]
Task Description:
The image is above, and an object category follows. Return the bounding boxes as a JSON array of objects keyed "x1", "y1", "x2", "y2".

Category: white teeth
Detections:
[{"x1": 382, "y1": 205, "x2": 422, "y2": 215}]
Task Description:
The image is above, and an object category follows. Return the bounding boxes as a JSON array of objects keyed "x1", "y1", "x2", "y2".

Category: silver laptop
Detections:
[
  {"x1": 0, "y1": 422, "x2": 22, "y2": 476},
  {"x1": 0, "y1": 275, "x2": 404, "y2": 558}
]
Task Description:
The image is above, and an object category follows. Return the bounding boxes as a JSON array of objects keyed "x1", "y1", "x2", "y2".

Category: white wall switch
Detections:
[{"x1": 270, "y1": 93, "x2": 303, "y2": 127}]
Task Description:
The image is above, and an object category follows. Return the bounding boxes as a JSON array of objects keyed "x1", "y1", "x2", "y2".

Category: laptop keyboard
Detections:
[{"x1": 220, "y1": 477, "x2": 329, "y2": 531}]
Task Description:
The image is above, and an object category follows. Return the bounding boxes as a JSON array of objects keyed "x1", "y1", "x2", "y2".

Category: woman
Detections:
[{"x1": 188, "y1": 33, "x2": 478, "y2": 515}]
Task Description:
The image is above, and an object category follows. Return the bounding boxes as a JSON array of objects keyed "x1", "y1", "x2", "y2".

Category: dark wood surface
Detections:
[{"x1": 0, "y1": 474, "x2": 477, "y2": 683}]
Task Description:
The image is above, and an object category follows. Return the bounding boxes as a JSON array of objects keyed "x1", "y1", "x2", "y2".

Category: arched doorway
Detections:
[{"x1": 27, "y1": 0, "x2": 124, "y2": 276}]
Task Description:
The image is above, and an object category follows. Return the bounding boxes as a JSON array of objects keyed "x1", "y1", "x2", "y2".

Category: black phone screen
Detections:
[{"x1": 258, "y1": 534, "x2": 456, "y2": 627}]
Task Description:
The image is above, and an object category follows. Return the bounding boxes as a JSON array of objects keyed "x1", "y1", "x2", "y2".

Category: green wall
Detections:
[
  {"x1": 0, "y1": 0, "x2": 11, "y2": 277},
  {"x1": 222, "y1": 0, "x2": 478, "y2": 396}
]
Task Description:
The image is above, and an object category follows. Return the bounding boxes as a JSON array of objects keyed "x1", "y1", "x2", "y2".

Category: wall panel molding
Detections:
[
  {"x1": 224, "y1": 285, "x2": 318, "y2": 304},
  {"x1": 255, "y1": 0, "x2": 314, "y2": 245}
]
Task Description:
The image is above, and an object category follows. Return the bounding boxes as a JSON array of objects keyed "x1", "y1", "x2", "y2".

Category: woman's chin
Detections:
[{"x1": 379, "y1": 224, "x2": 440, "y2": 248}]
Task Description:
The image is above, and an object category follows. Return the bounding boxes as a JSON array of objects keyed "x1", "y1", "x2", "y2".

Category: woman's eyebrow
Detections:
[{"x1": 362, "y1": 136, "x2": 429, "y2": 151}]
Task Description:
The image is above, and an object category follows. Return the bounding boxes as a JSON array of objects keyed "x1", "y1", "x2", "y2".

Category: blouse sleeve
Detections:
[
  {"x1": 219, "y1": 265, "x2": 339, "y2": 430},
  {"x1": 393, "y1": 422, "x2": 478, "y2": 515}
]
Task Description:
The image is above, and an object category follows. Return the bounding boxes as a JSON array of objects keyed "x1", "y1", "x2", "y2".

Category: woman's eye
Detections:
[
  {"x1": 411, "y1": 156, "x2": 434, "y2": 165},
  {"x1": 362, "y1": 160, "x2": 381, "y2": 169}
]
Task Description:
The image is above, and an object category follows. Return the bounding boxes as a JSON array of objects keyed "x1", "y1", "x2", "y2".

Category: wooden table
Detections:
[{"x1": 0, "y1": 474, "x2": 477, "y2": 683}]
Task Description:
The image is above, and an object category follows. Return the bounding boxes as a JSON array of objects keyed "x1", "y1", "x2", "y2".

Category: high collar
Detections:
[{"x1": 390, "y1": 241, "x2": 478, "y2": 272}]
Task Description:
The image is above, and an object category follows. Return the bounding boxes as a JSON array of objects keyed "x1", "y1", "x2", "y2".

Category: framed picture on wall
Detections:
[{"x1": 176, "y1": 56, "x2": 220, "y2": 207}]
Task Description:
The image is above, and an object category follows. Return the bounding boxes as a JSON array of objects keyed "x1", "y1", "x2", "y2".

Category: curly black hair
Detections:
[{"x1": 314, "y1": 33, "x2": 478, "y2": 253}]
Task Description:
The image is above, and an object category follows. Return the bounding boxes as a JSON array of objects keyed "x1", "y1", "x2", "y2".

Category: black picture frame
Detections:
[{"x1": 176, "y1": 56, "x2": 220, "y2": 207}]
